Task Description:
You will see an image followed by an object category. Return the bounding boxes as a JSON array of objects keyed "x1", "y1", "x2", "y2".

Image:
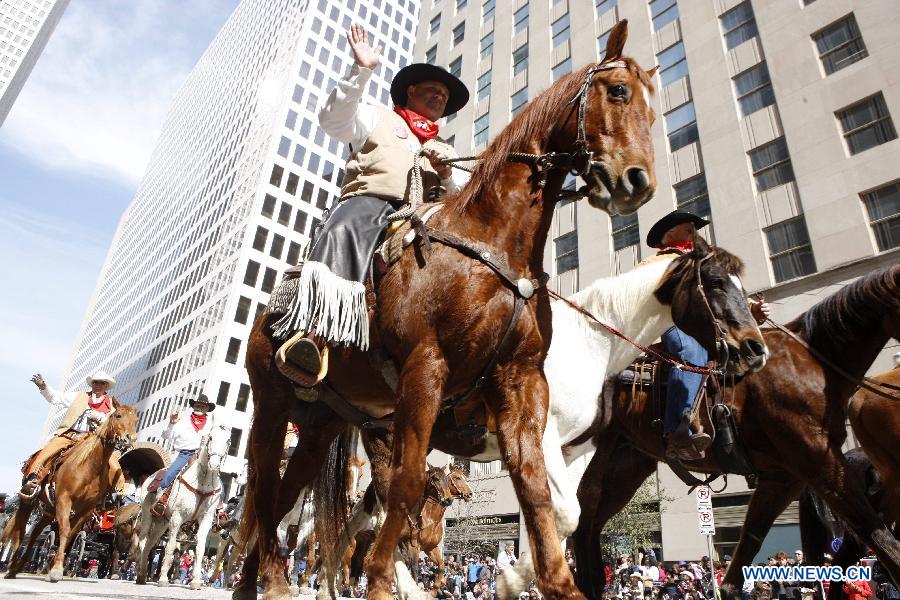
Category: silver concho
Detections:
[{"x1": 517, "y1": 278, "x2": 535, "y2": 299}]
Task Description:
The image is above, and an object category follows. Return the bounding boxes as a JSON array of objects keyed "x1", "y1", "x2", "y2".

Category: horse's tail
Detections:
[
  {"x1": 234, "y1": 472, "x2": 257, "y2": 561},
  {"x1": 313, "y1": 426, "x2": 355, "y2": 568}
]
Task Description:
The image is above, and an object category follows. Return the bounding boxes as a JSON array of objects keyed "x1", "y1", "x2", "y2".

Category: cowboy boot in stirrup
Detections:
[
  {"x1": 666, "y1": 415, "x2": 711, "y2": 461},
  {"x1": 276, "y1": 332, "x2": 329, "y2": 388},
  {"x1": 151, "y1": 483, "x2": 174, "y2": 518}
]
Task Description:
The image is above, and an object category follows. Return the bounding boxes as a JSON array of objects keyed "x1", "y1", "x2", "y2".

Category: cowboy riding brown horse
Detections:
[
  {"x1": 3, "y1": 400, "x2": 136, "y2": 582},
  {"x1": 572, "y1": 265, "x2": 900, "y2": 598},
  {"x1": 235, "y1": 21, "x2": 659, "y2": 600}
]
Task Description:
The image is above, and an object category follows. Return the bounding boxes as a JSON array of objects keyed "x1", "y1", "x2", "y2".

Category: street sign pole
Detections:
[{"x1": 696, "y1": 485, "x2": 721, "y2": 599}]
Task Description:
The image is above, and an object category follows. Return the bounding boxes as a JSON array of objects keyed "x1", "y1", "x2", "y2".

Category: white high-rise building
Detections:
[
  {"x1": 0, "y1": 0, "x2": 69, "y2": 126},
  {"x1": 50, "y1": 0, "x2": 420, "y2": 492}
]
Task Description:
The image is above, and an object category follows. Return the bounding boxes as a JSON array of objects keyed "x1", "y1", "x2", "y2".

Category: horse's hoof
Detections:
[
  {"x1": 136, "y1": 577, "x2": 146, "y2": 585},
  {"x1": 48, "y1": 567, "x2": 63, "y2": 582},
  {"x1": 4, "y1": 572, "x2": 15, "y2": 579},
  {"x1": 110, "y1": 574, "x2": 120, "y2": 580},
  {"x1": 290, "y1": 585, "x2": 300, "y2": 596},
  {"x1": 157, "y1": 579, "x2": 169, "y2": 587},
  {"x1": 232, "y1": 586, "x2": 258, "y2": 600},
  {"x1": 190, "y1": 581, "x2": 202, "y2": 590}
]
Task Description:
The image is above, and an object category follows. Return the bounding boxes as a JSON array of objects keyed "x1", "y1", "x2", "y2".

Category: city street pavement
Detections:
[{"x1": 0, "y1": 574, "x2": 332, "y2": 599}]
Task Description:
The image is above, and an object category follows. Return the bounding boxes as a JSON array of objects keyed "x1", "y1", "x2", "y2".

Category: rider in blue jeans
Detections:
[{"x1": 645, "y1": 211, "x2": 769, "y2": 460}]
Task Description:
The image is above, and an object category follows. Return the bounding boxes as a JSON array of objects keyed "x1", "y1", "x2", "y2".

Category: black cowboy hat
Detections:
[
  {"x1": 646, "y1": 210, "x2": 710, "y2": 248},
  {"x1": 390, "y1": 63, "x2": 470, "y2": 117},
  {"x1": 189, "y1": 394, "x2": 215, "y2": 411}
]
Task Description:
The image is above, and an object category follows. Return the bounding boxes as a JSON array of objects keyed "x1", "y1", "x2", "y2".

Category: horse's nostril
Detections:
[
  {"x1": 742, "y1": 339, "x2": 766, "y2": 358},
  {"x1": 622, "y1": 166, "x2": 650, "y2": 195}
]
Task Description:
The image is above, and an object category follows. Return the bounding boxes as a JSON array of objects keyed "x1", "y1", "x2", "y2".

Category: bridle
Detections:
[
  {"x1": 691, "y1": 253, "x2": 731, "y2": 370},
  {"x1": 446, "y1": 470, "x2": 472, "y2": 502},
  {"x1": 424, "y1": 469, "x2": 454, "y2": 507}
]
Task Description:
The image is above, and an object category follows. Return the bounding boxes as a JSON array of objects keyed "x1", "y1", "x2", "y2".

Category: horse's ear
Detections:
[
  {"x1": 646, "y1": 65, "x2": 659, "y2": 80},
  {"x1": 692, "y1": 233, "x2": 711, "y2": 256},
  {"x1": 605, "y1": 19, "x2": 628, "y2": 61},
  {"x1": 111, "y1": 396, "x2": 120, "y2": 408}
]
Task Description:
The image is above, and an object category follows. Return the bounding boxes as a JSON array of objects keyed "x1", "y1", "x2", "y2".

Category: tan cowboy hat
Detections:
[{"x1": 86, "y1": 370, "x2": 117, "y2": 390}]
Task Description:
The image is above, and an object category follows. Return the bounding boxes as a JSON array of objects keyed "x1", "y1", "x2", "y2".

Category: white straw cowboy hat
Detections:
[{"x1": 86, "y1": 370, "x2": 117, "y2": 390}]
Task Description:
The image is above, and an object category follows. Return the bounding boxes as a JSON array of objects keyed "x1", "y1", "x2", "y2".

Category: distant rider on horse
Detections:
[
  {"x1": 146, "y1": 393, "x2": 216, "y2": 516},
  {"x1": 271, "y1": 24, "x2": 470, "y2": 386},
  {"x1": 20, "y1": 370, "x2": 118, "y2": 499},
  {"x1": 644, "y1": 211, "x2": 769, "y2": 460}
]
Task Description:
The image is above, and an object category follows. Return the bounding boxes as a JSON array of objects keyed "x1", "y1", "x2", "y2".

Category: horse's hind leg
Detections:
[
  {"x1": 721, "y1": 474, "x2": 803, "y2": 598},
  {"x1": 2, "y1": 503, "x2": 35, "y2": 578},
  {"x1": 19, "y1": 514, "x2": 52, "y2": 580},
  {"x1": 490, "y1": 370, "x2": 584, "y2": 600},
  {"x1": 575, "y1": 442, "x2": 653, "y2": 600}
]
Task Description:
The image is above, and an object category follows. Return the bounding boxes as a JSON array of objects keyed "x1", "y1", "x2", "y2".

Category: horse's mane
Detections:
[
  {"x1": 788, "y1": 265, "x2": 899, "y2": 357},
  {"x1": 448, "y1": 57, "x2": 654, "y2": 213},
  {"x1": 64, "y1": 418, "x2": 113, "y2": 466},
  {"x1": 708, "y1": 246, "x2": 744, "y2": 276}
]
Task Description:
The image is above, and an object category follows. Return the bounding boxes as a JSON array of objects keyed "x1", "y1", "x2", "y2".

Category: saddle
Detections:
[{"x1": 618, "y1": 354, "x2": 757, "y2": 489}]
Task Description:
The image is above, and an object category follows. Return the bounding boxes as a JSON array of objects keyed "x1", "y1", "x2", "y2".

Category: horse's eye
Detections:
[{"x1": 609, "y1": 84, "x2": 628, "y2": 99}]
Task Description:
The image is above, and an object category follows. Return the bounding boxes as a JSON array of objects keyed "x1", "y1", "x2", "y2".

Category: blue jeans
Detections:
[
  {"x1": 161, "y1": 449, "x2": 195, "y2": 489},
  {"x1": 662, "y1": 327, "x2": 708, "y2": 434}
]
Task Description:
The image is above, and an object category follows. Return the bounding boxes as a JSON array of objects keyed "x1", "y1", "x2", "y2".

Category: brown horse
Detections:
[
  {"x1": 235, "y1": 21, "x2": 658, "y2": 600},
  {"x1": 322, "y1": 464, "x2": 473, "y2": 596},
  {"x1": 847, "y1": 366, "x2": 900, "y2": 526},
  {"x1": 3, "y1": 400, "x2": 136, "y2": 582},
  {"x1": 572, "y1": 265, "x2": 900, "y2": 598}
]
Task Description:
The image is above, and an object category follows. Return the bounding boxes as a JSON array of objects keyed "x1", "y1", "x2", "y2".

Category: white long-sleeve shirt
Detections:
[
  {"x1": 318, "y1": 64, "x2": 470, "y2": 194},
  {"x1": 162, "y1": 408, "x2": 214, "y2": 452},
  {"x1": 41, "y1": 386, "x2": 115, "y2": 433}
]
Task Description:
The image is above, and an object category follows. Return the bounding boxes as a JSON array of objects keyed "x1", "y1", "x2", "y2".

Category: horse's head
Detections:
[
  {"x1": 655, "y1": 236, "x2": 768, "y2": 375},
  {"x1": 201, "y1": 425, "x2": 231, "y2": 472},
  {"x1": 423, "y1": 464, "x2": 455, "y2": 507},
  {"x1": 447, "y1": 464, "x2": 474, "y2": 502},
  {"x1": 553, "y1": 19, "x2": 657, "y2": 215},
  {"x1": 104, "y1": 399, "x2": 137, "y2": 452}
]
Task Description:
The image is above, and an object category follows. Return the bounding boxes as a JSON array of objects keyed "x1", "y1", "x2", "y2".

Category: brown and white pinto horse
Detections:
[
  {"x1": 573, "y1": 265, "x2": 900, "y2": 598},
  {"x1": 237, "y1": 21, "x2": 659, "y2": 600},
  {"x1": 3, "y1": 401, "x2": 136, "y2": 582}
]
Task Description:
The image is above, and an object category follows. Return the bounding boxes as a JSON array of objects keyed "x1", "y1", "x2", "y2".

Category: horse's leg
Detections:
[
  {"x1": 364, "y1": 350, "x2": 446, "y2": 600},
  {"x1": 2, "y1": 503, "x2": 35, "y2": 578},
  {"x1": 805, "y1": 451, "x2": 900, "y2": 586},
  {"x1": 190, "y1": 511, "x2": 215, "y2": 590},
  {"x1": 496, "y1": 419, "x2": 577, "y2": 598},
  {"x1": 47, "y1": 495, "x2": 79, "y2": 582},
  {"x1": 427, "y1": 546, "x2": 444, "y2": 589},
  {"x1": 721, "y1": 474, "x2": 803, "y2": 599},
  {"x1": 490, "y1": 370, "x2": 583, "y2": 600},
  {"x1": 575, "y1": 442, "x2": 654, "y2": 600},
  {"x1": 135, "y1": 510, "x2": 161, "y2": 585},
  {"x1": 157, "y1": 514, "x2": 184, "y2": 587},
  {"x1": 243, "y1": 411, "x2": 345, "y2": 600},
  {"x1": 13, "y1": 513, "x2": 51, "y2": 580}
]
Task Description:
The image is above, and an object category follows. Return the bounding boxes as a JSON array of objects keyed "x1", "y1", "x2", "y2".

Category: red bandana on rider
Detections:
[
  {"x1": 393, "y1": 107, "x2": 439, "y2": 143},
  {"x1": 657, "y1": 240, "x2": 694, "y2": 252},
  {"x1": 190, "y1": 412, "x2": 208, "y2": 433},
  {"x1": 87, "y1": 393, "x2": 112, "y2": 414}
]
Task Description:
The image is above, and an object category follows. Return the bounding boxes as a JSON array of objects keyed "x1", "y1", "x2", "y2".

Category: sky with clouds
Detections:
[{"x1": 0, "y1": 1, "x2": 237, "y2": 495}]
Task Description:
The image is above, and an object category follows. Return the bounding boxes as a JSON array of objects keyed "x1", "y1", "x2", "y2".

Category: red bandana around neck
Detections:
[
  {"x1": 190, "y1": 412, "x2": 208, "y2": 433},
  {"x1": 394, "y1": 107, "x2": 439, "y2": 143},
  {"x1": 657, "y1": 240, "x2": 694, "y2": 253},
  {"x1": 87, "y1": 393, "x2": 112, "y2": 413}
]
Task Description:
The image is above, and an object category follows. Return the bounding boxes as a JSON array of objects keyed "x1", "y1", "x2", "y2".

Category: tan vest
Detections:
[
  {"x1": 55, "y1": 392, "x2": 114, "y2": 434},
  {"x1": 342, "y1": 107, "x2": 455, "y2": 202}
]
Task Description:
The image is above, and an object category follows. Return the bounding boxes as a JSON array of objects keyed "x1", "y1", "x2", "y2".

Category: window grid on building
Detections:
[
  {"x1": 836, "y1": 93, "x2": 897, "y2": 156},
  {"x1": 514, "y1": 4, "x2": 528, "y2": 34},
  {"x1": 733, "y1": 62, "x2": 775, "y2": 118},
  {"x1": 650, "y1": 0, "x2": 678, "y2": 32},
  {"x1": 555, "y1": 230, "x2": 578, "y2": 273},
  {"x1": 513, "y1": 44, "x2": 528, "y2": 77},
  {"x1": 860, "y1": 182, "x2": 900, "y2": 252},
  {"x1": 611, "y1": 213, "x2": 639, "y2": 251},
  {"x1": 813, "y1": 14, "x2": 868, "y2": 75},
  {"x1": 764, "y1": 217, "x2": 817, "y2": 282},
  {"x1": 749, "y1": 137, "x2": 794, "y2": 192},
  {"x1": 474, "y1": 113, "x2": 489, "y2": 146},
  {"x1": 720, "y1": 1, "x2": 757, "y2": 51}
]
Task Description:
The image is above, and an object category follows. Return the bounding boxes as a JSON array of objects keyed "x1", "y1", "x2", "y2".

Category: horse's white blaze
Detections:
[{"x1": 730, "y1": 274, "x2": 745, "y2": 294}]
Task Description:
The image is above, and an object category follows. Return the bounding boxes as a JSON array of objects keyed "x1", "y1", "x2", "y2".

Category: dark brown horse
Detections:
[
  {"x1": 3, "y1": 401, "x2": 136, "y2": 582},
  {"x1": 235, "y1": 21, "x2": 659, "y2": 600},
  {"x1": 572, "y1": 265, "x2": 900, "y2": 598}
]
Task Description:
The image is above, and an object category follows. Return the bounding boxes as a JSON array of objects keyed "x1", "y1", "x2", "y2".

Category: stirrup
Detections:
[{"x1": 277, "y1": 333, "x2": 329, "y2": 387}]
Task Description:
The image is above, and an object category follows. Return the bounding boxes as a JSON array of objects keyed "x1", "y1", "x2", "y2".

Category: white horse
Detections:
[
  {"x1": 134, "y1": 424, "x2": 230, "y2": 589},
  {"x1": 319, "y1": 244, "x2": 767, "y2": 600}
]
